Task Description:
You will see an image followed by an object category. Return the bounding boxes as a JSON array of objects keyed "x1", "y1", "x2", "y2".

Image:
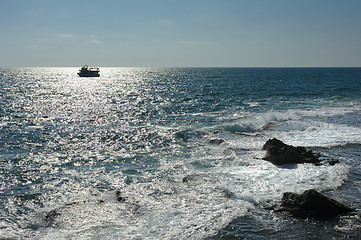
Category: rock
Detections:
[
  {"x1": 182, "y1": 175, "x2": 191, "y2": 183},
  {"x1": 44, "y1": 201, "x2": 89, "y2": 228},
  {"x1": 327, "y1": 159, "x2": 340, "y2": 165},
  {"x1": 208, "y1": 138, "x2": 225, "y2": 145},
  {"x1": 175, "y1": 129, "x2": 207, "y2": 142},
  {"x1": 262, "y1": 138, "x2": 320, "y2": 165},
  {"x1": 182, "y1": 174, "x2": 214, "y2": 184},
  {"x1": 116, "y1": 189, "x2": 126, "y2": 202},
  {"x1": 278, "y1": 189, "x2": 354, "y2": 219},
  {"x1": 220, "y1": 188, "x2": 234, "y2": 199},
  {"x1": 314, "y1": 158, "x2": 340, "y2": 166},
  {"x1": 44, "y1": 209, "x2": 60, "y2": 227}
]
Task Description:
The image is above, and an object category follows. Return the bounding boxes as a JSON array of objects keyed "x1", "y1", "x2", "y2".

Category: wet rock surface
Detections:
[
  {"x1": 263, "y1": 138, "x2": 323, "y2": 165},
  {"x1": 276, "y1": 189, "x2": 355, "y2": 219},
  {"x1": 175, "y1": 129, "x2": 208, "y2": 142},
  {"x1": 44, "y1": 201, "x2": 84, "y2": 228}
]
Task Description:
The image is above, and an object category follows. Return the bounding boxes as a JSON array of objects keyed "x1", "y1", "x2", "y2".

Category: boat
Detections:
[{"x1": 77, "y1": 65, "x2": 100, "y2": 77}]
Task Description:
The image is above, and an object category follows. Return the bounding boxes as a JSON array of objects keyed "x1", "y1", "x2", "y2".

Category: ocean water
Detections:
[{"x1": 0, "y1": 67, "x2": 360, "y2": 239}]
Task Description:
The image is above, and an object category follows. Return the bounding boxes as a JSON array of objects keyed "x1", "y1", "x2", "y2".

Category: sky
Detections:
[{"x1": 1, "y1": 0, "x2": 361, "y2": 67}]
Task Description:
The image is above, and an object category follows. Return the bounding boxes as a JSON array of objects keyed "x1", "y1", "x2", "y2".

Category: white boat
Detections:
[{"x1": 78, "y1": 65, "x2": 100, "y2": 77}]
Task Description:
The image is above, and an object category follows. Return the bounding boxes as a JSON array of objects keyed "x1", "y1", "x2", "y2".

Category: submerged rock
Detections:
[
  {"x1": 277, "y1": 189, "x2": 354, "y2": 219},
  {"x1": 182, "y1": 175, "x2": 191, "y2": 183},
  {"x1": 44, "y1": 202, "x2": 78, "y2": 227},
  {"x1": 219, "y1": 188, "x2": 234, "y2": 199},
  {"x1": 182, "y1": 174, "x2": 214, "y2": 183},
  {"x1": 44, "y1": 209, "x2": 60, "y2": 227},
  {"x1": 208, "y1": 138, "x2": 225, "y2": 145},
  {"x1": 175, "y1": 129, "x2": 207, "y2": 142},
  {"x1": 116, "y1": 189, "x2": 126, "y2": 202},
  {"x1": 262, "y1": 138, "x2": 320, "y2": 165},
  {"x1": 44, "y1": 200, "x2": 96, "y2": 228}
]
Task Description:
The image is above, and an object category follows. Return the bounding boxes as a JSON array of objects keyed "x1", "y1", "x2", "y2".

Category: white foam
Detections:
[
  {"x1": 213, "y1": 103, "x2": 361, "y2": 148},
  {"x1": 221, "y1": 159, "x2": 350, "y2": 203},
  {"x1": 34, "y1": 179, "x2": 253, "y2": 239},
  {"x1": 26, "y1": 103, "x2": 359, "y2": 239},
  {"x1": 271, "y1": 121, "x2": 361, "y2": 147},
  {"x1": 214, "y1": 110, "x2": 301, "y2": 133}
]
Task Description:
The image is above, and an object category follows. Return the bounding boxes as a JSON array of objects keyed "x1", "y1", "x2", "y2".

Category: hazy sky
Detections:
[{"x1": 1, "y1": 0, "x2": 361, "y2": 67}]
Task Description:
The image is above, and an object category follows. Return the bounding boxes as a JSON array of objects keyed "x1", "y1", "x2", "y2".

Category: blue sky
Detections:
[{"x1": 1, "y1": 0, "x2": 361, "y2": 67}]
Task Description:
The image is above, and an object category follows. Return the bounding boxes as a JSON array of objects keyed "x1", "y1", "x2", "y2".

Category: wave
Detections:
[
  {"x1": 29, "y1": 159, "x2": 350, "y2": 240},
  {"x1": 31, "y1": 156, "x2": 351, "y2": 239},
  {"x1": 205, "y1": 103, "x2": 360, "y2": 144},
  {"x1": 217, "y1": 111, "x2": 300, "y2": 134}
]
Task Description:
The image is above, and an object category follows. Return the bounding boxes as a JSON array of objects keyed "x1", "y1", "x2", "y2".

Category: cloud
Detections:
[
  {"x1": 88, "y1": 39, "x2": 103, "y2": 44},
  {"x1": 54, "y1": 33, "x2": 102, "y2": 44},
  {"x1": 56, "y1": 33, "x2": 74, "y2": 38}
]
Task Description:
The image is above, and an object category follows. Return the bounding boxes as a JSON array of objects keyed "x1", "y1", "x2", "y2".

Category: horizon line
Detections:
[{"x1": 1, "y1": 66, "x2": 361, "y2": 68}]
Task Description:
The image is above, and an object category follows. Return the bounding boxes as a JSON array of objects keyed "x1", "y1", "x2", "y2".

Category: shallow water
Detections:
[{"x1": 0, "y1": 67, "x2": 360, "y2": 239}]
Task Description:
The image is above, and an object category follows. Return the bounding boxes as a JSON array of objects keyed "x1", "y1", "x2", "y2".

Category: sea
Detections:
[{"x1": 0, "y1": 67, "x2": 360, "y2": 239}]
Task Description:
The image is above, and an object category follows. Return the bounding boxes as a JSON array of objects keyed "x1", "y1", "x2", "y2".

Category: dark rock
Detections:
[
  {"x1": 220, "y1": 188, "x2": 234, "y2": 199},
  {"x1": 314, "y1": 158, "x2": 340, "y2": 166},
  {"x1": 175, "y1": 129, "x2": 207, "y2": 142},
  {"x1": 44, "y1": 209, "x2": 60, "y2": 227},
  {"x1": 182, "y1": 175, "x2": 190, "y2": 183},
  {"x1": 326, "y1": 159, "x2": 340, "y2": 166},
  {"x1": 44, "y1": 200, "x2": 105, "y2": 228},
  {"x1": 116, "y1": 189, "x2": 126, "y2": 202},
  {"x1": 44, "y1": 201, "x2": 84, "y2": 227},
  {"x1": 209, "y1": 138, "x2": 225, "y2": 145},
  {"x1": 182, "y1": 174, "x2": 213, "y2": 184},
  {"x1": 262, "y1": 138, "x2": 320, "y2": 165},
  {"x1": 278, "y1": 189, "x2": 354, "y2": 219}
]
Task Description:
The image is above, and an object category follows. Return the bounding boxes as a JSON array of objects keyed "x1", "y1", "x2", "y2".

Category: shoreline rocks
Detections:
[
  {"x1": 262, "y1": 138, "x2": 338, "y2": 165},
  {"x1": 260, "y1": 139, "x2": 355, "y2": 220},
  {"x1": 275, "y1": 189, "x2": 355, "y2": 219},
  {"x1": 175, "y1": 129, "x2": 207, "y2": 142}
]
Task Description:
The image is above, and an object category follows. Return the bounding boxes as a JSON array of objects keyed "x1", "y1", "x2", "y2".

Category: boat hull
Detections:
[{"x1": 78, "y1": 72, "x2": 100, "y2": 77}]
